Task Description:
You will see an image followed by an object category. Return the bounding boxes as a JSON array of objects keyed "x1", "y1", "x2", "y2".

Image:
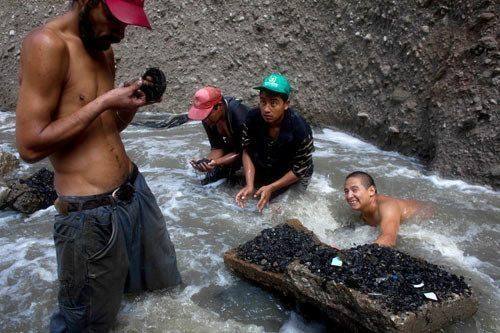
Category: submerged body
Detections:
[
  {"x1": 344, "y1": 172, "x2": 432, "y2": 247},
  {"x1": 360, "y1": 194, "x2": 424, "y2": 227}
]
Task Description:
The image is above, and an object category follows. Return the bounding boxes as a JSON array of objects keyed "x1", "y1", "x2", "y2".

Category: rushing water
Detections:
[{"x1": 0, "y1": 110, "x2": 499, "y2": 332}]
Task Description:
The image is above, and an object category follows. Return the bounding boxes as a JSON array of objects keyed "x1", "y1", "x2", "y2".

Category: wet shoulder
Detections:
[{"x1": 377, "y1": 195, "x2": 403, "y2": 217}]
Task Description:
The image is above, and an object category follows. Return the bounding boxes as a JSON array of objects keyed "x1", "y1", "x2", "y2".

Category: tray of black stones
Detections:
[{"x1": 224, "y1": 220, "x2": 478, "y2": 332}]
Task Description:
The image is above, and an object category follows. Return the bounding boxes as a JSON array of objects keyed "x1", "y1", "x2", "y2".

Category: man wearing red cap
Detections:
[
  {"x1": 188, "y1": 86, "x2": 250, "y2": 185},
  {"x1": 16, "y1": 1, "x2": 181, "y2": 331}
]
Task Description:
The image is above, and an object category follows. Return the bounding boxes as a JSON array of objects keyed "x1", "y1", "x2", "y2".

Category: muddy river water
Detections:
[{"x1": 0, "y1": 110, "x2": 498, "y2": 332}]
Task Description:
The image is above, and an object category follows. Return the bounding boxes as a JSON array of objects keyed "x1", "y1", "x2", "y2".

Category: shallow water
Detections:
[{"x1": 0, "y1": 110, "x2": 499, "y2": 332}]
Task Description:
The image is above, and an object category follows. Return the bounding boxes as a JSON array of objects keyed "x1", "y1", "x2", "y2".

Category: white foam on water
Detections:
[
  {"x1": 115, "y1": 287, "x2": 266, "y2": 333},
  {"x1": 425, "y1": 174, "x2": 497, "y2": 194},
  {"x1": 0, "y1": 237, "x2": 56, "y2": 288},
  {"x1": 314, "y1": 128, "x2": 383, "y2": 154},
  {"x1": 24, "y1": 205, "x2": 56, "y2": 222},
  {"x1": 279, "y1": 312, "x2": 325, "y2": 333},
  {"x1": 309, "y1": 173, "x2": 335, "y2": 194},
  {"x1": 284, "y1": 194, "x2": 339, "y2": 244},
  {"x1": 0, "y1": 113, "x2": 498, "y2": 331},
  {"x1": 0, "y1": 211, "x2": 22, "y2": 227}
]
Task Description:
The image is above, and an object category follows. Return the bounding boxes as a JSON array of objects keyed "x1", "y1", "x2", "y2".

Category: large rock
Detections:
[
  {"x1": 0, "y1": 151, "x2": 19, "y2": 177},
  {"x1": 5, "y1": 168, "x2": 57, "y2": 214},
  {"x1": 224, "y1": 220, "x2": 478, "y2": 332},
  {"x1": 287, "y1": 261, "x2": 478, "y2": 333}
]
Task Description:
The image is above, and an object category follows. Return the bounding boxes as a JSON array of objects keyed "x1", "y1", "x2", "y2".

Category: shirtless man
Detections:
[
  {"x1": 16, "y1": 1, "x2": 181, "y2": 331},
  {"x1": 343, "y1": 171, "x2": 428, "y2": 247}
]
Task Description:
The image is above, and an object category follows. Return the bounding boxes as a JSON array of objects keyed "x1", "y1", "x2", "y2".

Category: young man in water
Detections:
[
  {"x1": 235, "y1": 73, "x2": 314, "y2": 212},
  {"x1": 344, "y1": 171, "x2": 429, "y2": 247},
  {"x1": 188, "y1": 86, "x2": 250, "y2": 185},
  {"x1": 15, "y1": 0, "x2": 181, "y2": 331}
]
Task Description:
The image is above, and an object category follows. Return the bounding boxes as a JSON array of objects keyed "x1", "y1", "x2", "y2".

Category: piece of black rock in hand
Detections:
[
  {"x1": 195, "y1": 158, "x2": 212, "y2": 165},
  {"x1": 139, "y1": 67, "x2": 167, "y2": 102}
]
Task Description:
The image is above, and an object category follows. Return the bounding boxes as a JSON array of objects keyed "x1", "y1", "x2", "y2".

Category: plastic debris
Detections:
[
  {"x1": 330, "y1": 257, "x2": 343, "y2": 267},
  {"x1": 413, "y1": 282, "x2": 425, "y2": 288},
  {"x1": 424, "y1": 292, "x2": 438, "y2": 301}
]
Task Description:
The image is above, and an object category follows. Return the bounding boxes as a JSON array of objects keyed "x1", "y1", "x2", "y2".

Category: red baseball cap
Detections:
[
  {"x1": 104, "y1": 0, "x2": 151, "y2": 29},
  {"x1": 188, "y1": 86, "x2": 222, "y2": 120}
]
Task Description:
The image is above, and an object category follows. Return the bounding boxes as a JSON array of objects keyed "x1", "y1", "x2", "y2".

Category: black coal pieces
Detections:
[
  {"x1": 140, "y1": 67, "x2": 167, "y2": 102},
  {"x1": 300, "y1": 244, "x2": 471, "y2": 313},
  {"x1": 236, "y1": 223, "x2": 472, "y2": 314},
  {"x1": 237, "y1": 224, "x2": 318, "y2": 273}
]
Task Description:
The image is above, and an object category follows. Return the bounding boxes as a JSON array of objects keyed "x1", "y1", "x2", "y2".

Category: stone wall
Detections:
[{"x1": 0, "y1": 0, "x2": 498, "y2": 187}]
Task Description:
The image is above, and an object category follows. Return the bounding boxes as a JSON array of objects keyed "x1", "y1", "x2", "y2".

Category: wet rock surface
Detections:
[
  {"x1": 0, "y1": 151, "x2": 19, "y2": 177},
  {"x1": 300, "y1": 244, "x2": 471, "y2": 313},
  {"x1": 226, "y1": 221, "x2": 478, "y2": 332},
  {"x1": 4, "y1": 168, "x2": 56, "y2": 214}
]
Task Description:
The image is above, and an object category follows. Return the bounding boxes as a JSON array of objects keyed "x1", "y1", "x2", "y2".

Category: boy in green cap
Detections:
[{"x1": 235, "y1": 73, "x2": 314, "y2": 212}]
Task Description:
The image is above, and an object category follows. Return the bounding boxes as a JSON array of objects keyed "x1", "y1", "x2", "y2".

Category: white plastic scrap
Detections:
[
  {"x1": 424, "y1": 292, "x2": 438, "y2": 301},
  {"x1": 330, "y1": 257, "x2": 343, "y2": 267},
  {"x1": 413, "y1": 282, "x2": 425, "y2": 288}
]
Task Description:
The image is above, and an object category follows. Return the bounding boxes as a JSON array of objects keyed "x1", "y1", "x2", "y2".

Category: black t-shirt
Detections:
[
  {"x1": 203, "y1": 96, "x2": 250, "y2": 153},
  {"x1": 241, "y1": 107, "x2": 314, "y2": 186}
]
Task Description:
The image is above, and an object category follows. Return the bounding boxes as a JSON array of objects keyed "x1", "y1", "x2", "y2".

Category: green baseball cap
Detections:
[{"x1": 254, "y1": 73, "x2": 291, "y2": 96}]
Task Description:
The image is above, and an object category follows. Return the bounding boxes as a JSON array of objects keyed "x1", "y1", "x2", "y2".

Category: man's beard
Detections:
[{"x1": 78, "y1": 2, "x2": 121, "y2": 52}]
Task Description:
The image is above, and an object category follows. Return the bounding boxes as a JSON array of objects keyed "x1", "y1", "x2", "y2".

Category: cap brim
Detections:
[
  {"x1": 188, "y1": 106, "x2": 212, "y2": 120},
  {"x1": 105, "y1": 0, "x2": 152, "y2": 29},
  {"x1": 254, "y1": 85, "x2": 287, "y2": 95}
]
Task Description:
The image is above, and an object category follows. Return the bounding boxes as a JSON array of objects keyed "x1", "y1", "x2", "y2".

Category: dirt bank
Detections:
[{"x1": 0, "y1": 0, "x2": 498, "y2": 188}]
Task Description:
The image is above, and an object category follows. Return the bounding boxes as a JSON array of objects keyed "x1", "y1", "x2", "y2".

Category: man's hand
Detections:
[
  {"x1": 190, "y1": 158, "x2": 215, "y2": 172},
  {"x1": 254, "y1": 185, "x2": 274, "y2": 213},
  {"x1": 103, "y1": 80, "x2": 147, "y2": 111},
  {"x1": 235, "y1": 186, "x2": 255, "y2": 208}
]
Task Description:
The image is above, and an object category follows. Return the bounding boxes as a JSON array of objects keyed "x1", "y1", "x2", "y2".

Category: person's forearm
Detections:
[
  {"x1": 115, "y1": 109, "x2": 138, "y2": 132},
  {"x1": 214, "y1": 152, "x2": 240, "y2": 166},
  {"x1": 242, "y1": 150, "x2": 255, "y2": 188},
  {"x1": 207, "y1": 149, "x2": 225, "y2": 160},
  {"x1": 268, "y1": 170, "x2": 299, "y2": 192},
  {"x1": 18, "y1": 95, "x2": 109, "y2": 162}
]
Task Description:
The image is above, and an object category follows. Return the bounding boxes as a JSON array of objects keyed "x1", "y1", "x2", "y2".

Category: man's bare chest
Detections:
[{"x1": 60, "y1": 46, "x2": 114, "y2": 113}]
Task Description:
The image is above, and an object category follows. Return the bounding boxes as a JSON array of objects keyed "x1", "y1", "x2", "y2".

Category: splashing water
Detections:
[{"x1": 0, "y1": 111, "x2": 498, "y2": 332}]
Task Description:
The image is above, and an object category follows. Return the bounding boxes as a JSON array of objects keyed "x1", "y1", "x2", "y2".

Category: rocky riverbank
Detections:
[{"x1": 0, "y1": 0, "x2": 498, "y2": 188}]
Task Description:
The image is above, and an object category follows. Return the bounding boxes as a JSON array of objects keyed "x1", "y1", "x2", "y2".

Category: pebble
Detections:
[
  {"x1": 389, "y1": 126, "x2": 400, "y2": 134},
  {"x1": 479, "y1": 36, "x2": 497, "y2": 50},
  {"x1": 421, "y1": 25, "x2": 430, "y2": 33}
]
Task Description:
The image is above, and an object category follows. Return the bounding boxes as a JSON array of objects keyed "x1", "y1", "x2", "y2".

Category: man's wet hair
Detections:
[
  {"x1": 260, "y1": 88, "x2": 289, "y2": 102},
  {"x1": 346, "y1": 171, "x2": 377, "y2": 193}
]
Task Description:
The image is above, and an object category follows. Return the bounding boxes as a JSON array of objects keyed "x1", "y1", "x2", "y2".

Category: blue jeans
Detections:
[{"x1": 50, "y1": 171, "x2": 181, "y2": 332}]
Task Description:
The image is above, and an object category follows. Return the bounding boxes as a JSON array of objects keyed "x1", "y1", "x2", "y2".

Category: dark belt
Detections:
[{"x1": 55, "y1": 164, "x2": 139, "y2": 214}]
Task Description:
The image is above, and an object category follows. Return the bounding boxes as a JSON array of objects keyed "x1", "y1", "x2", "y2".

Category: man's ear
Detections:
[
  {"x1": 368, "y1": 185, "x2": 376, "y2": 196},
  {"x1": 283, "y1": 100, "x2": 290, "y2": 110}
]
